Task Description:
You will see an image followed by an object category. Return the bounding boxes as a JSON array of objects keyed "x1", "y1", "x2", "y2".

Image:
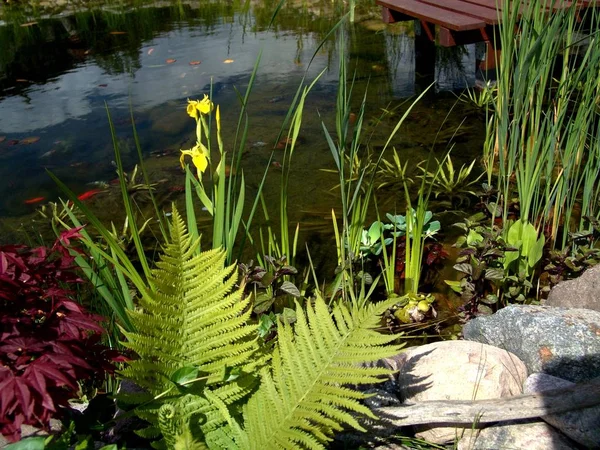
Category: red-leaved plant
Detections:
[{"x1": 0, "y1": 228, "x2": 115, "y2": 442}]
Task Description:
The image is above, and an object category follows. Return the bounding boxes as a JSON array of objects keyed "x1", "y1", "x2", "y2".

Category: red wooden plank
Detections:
[
  {"x1": 377, "y1": 0, "x2": 487, "y2": 30},
  {"x1": 418, "y1": 0, "x2": 500, "y2": 23},
  {"x1": 460, "y1": 0, "x2": 506, "y2": 10}
]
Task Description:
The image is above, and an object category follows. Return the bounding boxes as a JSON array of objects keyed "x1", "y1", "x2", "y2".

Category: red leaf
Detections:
[{"x1": 56, "y1": 225, "x2": 84, "y2": 247}]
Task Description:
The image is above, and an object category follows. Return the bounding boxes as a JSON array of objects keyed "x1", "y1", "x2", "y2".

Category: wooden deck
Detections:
[{"x1": 376, "y1": 0, "x2": 596, "y2": 46}]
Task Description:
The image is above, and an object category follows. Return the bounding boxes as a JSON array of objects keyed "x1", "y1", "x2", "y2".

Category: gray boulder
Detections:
[
  {"x1": 463, "y1": 305, "x2": 600, "y2": 382},
  {"x1": 545, "y1": 264, "x2": 600, "y2": 312},
  {"x1": 524, "y1": 373, "x2": 600, "y2": 448},
  {"x1": 457, "y1": 421, "x2": 579, "y2": 450}
]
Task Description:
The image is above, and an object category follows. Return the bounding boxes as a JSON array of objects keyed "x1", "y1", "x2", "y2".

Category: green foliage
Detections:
[
  {"x1": 451, "y1": 213, "x2": 547, "y2": 315},
  {"x1": 118, "y1": 206, "x2": 259, "y2": 447},
  {"x1": 450, "y1": 215, "x2": 506, "y2": 319},
  {"x1": 503, "y1": 220, "x2": 545, "y2": 276},
  {"x1": 238, "y1": 295, "x2": 403, "y2": 449},
  {"x1": 117, "y1": 208, "x2": 403, "y2": 449},
  {"x1": 456, "y1": 81, "x2": 497, "y2": 110},
  {"x1": 487, "y1": 0, "x2": 600, "y2": 247},
  {"x1": 376, "y1": 148, "x2": 413, "y2": 191},
  {"x1": 238, "y1": 255, "x2": 302, "y2": 333},
  {"x1": 360, "y1": 212, "x2": 441, "y2": 258},
  {"x1": 418, "y1": 155, "x2": 482, "y2": 207}
]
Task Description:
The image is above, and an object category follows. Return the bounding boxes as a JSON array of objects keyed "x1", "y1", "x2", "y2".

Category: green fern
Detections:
[
  {"x1": 119, "y1": 208, "x2": 404, "y2": 449},
  {"x1": 236, "y1": 295, "x2": 404, "y2": 449},
  {"x1": 119, "y1": 207, "x2": 259, "y2": 445}
]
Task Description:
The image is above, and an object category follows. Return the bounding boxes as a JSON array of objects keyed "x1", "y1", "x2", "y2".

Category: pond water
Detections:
[{"x1": 0, "y1": 0, "x2": 486, "y2": 246}]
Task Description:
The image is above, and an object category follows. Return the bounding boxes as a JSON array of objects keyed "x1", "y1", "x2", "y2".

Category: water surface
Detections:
[{"x1": 0, "y1": 0, "x2": 486, "y2": 244}]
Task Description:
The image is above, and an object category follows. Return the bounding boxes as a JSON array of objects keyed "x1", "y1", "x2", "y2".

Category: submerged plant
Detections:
[
  {"x1": 418, "y1": 154, "x2": 482, "y2": 207},
  {"x1": 376, "y1": 148, "x2": 413, "y2": 191},
  {"x1": 457, "y1": 80, "x2": 497, "y2": 110}
]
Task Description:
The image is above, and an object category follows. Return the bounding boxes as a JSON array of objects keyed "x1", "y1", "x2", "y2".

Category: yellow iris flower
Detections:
[
  {"x1": 180, "y1": 142, "x2": 209, "y2": 177},
  {"x1": 186, "y1": 100, "x2": 200, "y2": 119},
  {"x1": 186, "y1": 95, "x2": 214, "y2": 119},
  {"x1": 198, "y1": 94, "x2": 214, "y2": 115}
]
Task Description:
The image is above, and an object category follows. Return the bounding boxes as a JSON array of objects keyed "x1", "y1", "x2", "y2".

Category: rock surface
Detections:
[
  {"x1": 395, "y1": 340, "x2": 528, "y2": 444},
  {"x1": 524, "y1": 373, "x2": 600, "y2": 448},
  {"x1": 545, "y1": 264, "x2": 600, "y2": 312},
  {"x1": 463, "y1": 305, "x2": 600, "y2": 382},
  {"x1": 457, "y1": 421, "x2": 579, "y2": 450}
]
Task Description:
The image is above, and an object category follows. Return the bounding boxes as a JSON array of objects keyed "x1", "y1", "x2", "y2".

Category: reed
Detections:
[{"x1": 488, "y1": 0, "x2": 600, "y2": 249}]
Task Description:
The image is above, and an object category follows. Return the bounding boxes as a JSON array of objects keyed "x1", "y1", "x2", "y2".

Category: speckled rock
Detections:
[
  {"x1": 524, "y1": 373, "x2": 600, "y2": 448},
  {"x1": 545, "y1": 264, "x2": 600, "y2": 312},
  {"x1": 395, "y1": 340, "x2": 528, "y2": 444},
  {"x1": 463, "y1": 305, "x2": 600, "y2": 382},
  {"x1": 457, "y1": 421, "x2": 579, "y2": 450}
]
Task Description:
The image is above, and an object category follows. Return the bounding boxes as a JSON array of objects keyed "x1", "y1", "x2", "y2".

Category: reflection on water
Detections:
[{"x1": 0, "y1": 0, "x2": 485, "y2": 243}]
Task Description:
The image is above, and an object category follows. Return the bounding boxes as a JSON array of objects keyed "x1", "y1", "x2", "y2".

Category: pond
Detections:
[{"x1": 0, "y1": 0, "x2": 486, "y2": 246}]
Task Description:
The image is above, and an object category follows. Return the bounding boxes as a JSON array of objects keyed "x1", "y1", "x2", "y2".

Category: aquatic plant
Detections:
[
  {"x1": 448, "y1": 213, "x2": 506, "y2": 319},
  {"x1": 238, "y1": 255, "x2": 301, "y2": 320},
  {"x1": 117, "y1": 207, "x2": 403, "y2": 449},
  {"x1": 456, "y1": 80, "x2": 497, "y2": 110},
  {"x1": 0, "y1": 233, "x2": 115, "y2": 442},
  {"x1": 375, "y1": 148, "x2": 413, "y2": 191},
  {"x1": 323, "y1": 26, "x2": 430, "y2": 300},
  {"x1": 418, "y1": 154, "x2": 482, "y2": 207},
  {"x1": 487, "y1": 0, "x2": 600, "y2": 247},
  {"x1": 541, "y1": 216, "x2": 600, "y2": 294}
]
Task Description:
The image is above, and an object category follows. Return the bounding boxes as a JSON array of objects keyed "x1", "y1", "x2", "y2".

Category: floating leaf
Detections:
[
  {"x1": 98, "y1": 84, "x2": 108, "y2": 88},
  {"x1": 15, "y1": 79, "x2": 29, "y2": 83},
  {"x1": 109, "y1": 31, "x2": 127, "y2": 35},
  {"x1": 223, "y1": 59, "x2": 234, "y2": 63},
  {"x1": 147, "y1": 48, "x2": 154, "y2": 55},
  {"x1": 20, "y1": 136, "x2": 40, "y2": 145},
  {"x1": 166, "y1": 59, "x2": 176, "y2": 64},
  {"x1": 189, "y1": 61, "x2": 201, "y2": 65}
]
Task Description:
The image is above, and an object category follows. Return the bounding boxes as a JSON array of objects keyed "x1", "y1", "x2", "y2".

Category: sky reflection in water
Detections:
[{"x1": 0, "y1": 1, "x2": 483, "y2": 232}]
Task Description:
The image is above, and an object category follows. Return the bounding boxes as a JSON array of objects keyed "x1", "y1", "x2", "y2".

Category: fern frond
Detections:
[
  {"x1": 118, "y1": 207, "x2": 260, "y2": 447},
  {"x1": 240, "y1": 296, "x2": 404, "y2": 449},
  {"x1": 120, "y1": 207, "x2": 258, "y2": 392}
]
